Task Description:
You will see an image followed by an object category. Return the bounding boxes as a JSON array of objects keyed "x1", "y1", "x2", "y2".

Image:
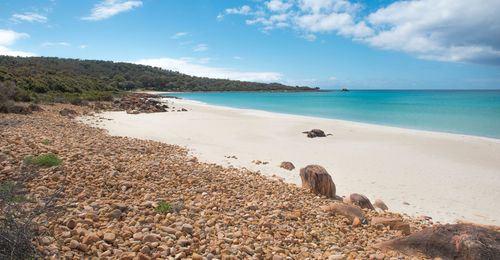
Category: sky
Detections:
[{"x1": 1, "y1": 0, "x2": 500, "y2": 89}]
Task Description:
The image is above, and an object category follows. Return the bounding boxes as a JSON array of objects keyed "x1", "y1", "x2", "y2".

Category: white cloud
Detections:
[
  {"x1": 193, "y1": 44, "x2": 208, "y2": 52},
  {"x1": 233, "y1": 56, "x2": 242, "y2": 60},
  {"x1": 79, "y1": 45, "x2": 87, "y2": 49},
  {"x1": 135, "y1": 57, "x2": 283, "y2": 82},
  {"x1": 0, "y1": 29, "x2": 29, "y2": 45},
  {"x1": 223, "y1": 0, "x2": 500, "y2": 65},
  {"x1": 11, "y1": 12, "x2": 47, "y2": 23},
  {"x1": 42, "y1": 42, "x2": 70, "y2": 47},
  {"x1": 0, "y1": 46, "x2": 35, "y2": 57},
  {"x1": 364, "y1": 0, "x2": 500, "y2": 64},
  {"x1": 82, "y1": 0, "x2": 142, "y2": 21},
  {"x1": 225, "y1": 5, "x2": 252, "y2": 15},
  {"x1": 171, "y1": 32, "x2": 188, "y2": 39},
  {"x1": 266, "y1": 0, "x2": 292, "y2": 12}
]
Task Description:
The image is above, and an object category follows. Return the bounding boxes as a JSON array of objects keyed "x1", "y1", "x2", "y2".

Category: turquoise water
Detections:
[{"x1": 167, "y1": 91, "x2": 500, "y2": 139}]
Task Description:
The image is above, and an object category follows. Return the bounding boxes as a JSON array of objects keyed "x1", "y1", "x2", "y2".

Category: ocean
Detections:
[{"x1": 166, "y1": 90, "x2": 500, "y2": 139}]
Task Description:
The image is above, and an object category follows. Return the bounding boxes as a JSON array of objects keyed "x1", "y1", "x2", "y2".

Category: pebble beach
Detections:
[{"x1": 0, "y1": 103, "x2": 439, "y2": 259}]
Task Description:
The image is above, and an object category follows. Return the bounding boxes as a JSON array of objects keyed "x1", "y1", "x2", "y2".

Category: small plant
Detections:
[
  {"x1": 23, "y1": 154, "x2": 62, "y2": 168},
  {"x1": 155, "y1": 201, "x2": 172, "y2": 214},
  {"x1": 41, "y1": 141, "x2": 50, "y2": 145}
]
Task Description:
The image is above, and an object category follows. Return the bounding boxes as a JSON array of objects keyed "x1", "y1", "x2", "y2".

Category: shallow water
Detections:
[{"x1": 168, "y1": 90, "x2": 500, "y2": 139}]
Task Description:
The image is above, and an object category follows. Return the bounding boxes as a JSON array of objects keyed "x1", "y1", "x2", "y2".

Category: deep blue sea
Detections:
[{"x1": 166, "y1": 91, "x2": 500, "y2": 139}]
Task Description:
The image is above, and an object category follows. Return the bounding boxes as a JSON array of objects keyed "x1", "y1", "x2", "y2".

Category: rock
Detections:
[
  {"x1": 28, "y1": 104, "x2": 43, "y2": 112},
  {"x1": 160, "y1": 226, "x2": 177, "y2": 234},
  {"x1": 280, "y1": 161, "x2": 295, "y2": 171},
  {"x1": 137, "y1": 252, "x2": 150, "y2": 260},
  {"x1": 300, "y1": 165, "x2": 336, "y2": 199},
  {"x1": 377, "y1": 224, "x2": 500, "y2": 259},
  {"x1": 181, "y1": 223, "x2": 194, "y2": 234},
  {"x1": 323, "y1": 202, "x2": 367, "y2": 224},
  {"x1": 191, "y1": 253, "x2": 203, "y2": 260},
  {"x1": 373, "y1": 199, "x2": 388, "y2": 211},
  {"x1": 177, "y1": 238, "x2": 191, "y2": 247},
  {"x1": 103, "y1": 232, "x2": 116, "y2": 243},
  {"x1": 59, "y1": 108, "x2": 78, "y2": 117},
  {"x1": 9, "y1": 105, "x2": 32, "y2": 114},
  {"x1": 82, "y1": 233, "x2": 100, "y2": 244},
  {"x1": 66, "y1": 219, "x2": 77, "y2": 229},
  {"x1": 40, "y1": 236, "x2": 53, "y2": 246},
  {"x1": 303, "y1": 129, "x2": 327, "y2": 138},
  {"x1": 371, "y1": 217, "x2": 411, "y2": 235},
  {"x1": 69, "y1": 240, "x2": 79, "y2": 249},
  {"x1": 328, "y1": 254, "x2": 347, "y2": 260},
  {"x1": 108, "y1": 209, "x2": 122, "y2": 219},
  {"x1": 133, "y1": 232, "x2": 143, "y2": 240},
  {"x1": 241, "y1": 245, "x2": 254, "y2": 255},
  {"x1": 113, "y1": 202, "x2": 128, "y2": 211},
  {"x1": 352, "y1": 217, "x2": 362, "y2": 227},
  {"x1": 272, "y1": 255, "x2": 284, "y2": 260},
  {"x1": 346, "y1": 193, "x2": 375, "y2": 210},
  {"x1": 143, "y1": 234, "x2": 160, "y2": 243},
  {"x1": 341, "y1": 88, "x2": 349, "y2": 92}
]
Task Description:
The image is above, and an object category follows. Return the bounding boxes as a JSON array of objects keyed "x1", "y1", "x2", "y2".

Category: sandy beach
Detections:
[{"x1": 85, "y1": 97, "x2": 500, "y2": 226}]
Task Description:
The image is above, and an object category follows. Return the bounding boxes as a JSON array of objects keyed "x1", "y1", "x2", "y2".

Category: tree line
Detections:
[{"x1": 0, "y1": 56, "x2": 316, "y2": 103}]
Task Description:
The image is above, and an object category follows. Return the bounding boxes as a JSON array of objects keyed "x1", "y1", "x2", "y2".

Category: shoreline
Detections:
[
  {"x1": 84, "y1": 98, "x2": 500, "y2": 226},
  {"x1": 145, "y1": 91, "x2": 500, "y2": 141},
  {"x1": 169, "y1": 97, "x2": 500, "y2": 143}
]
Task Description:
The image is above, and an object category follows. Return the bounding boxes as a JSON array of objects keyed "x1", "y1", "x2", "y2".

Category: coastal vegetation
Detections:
[
  {"x1": 23, "y1": 154, "x2": 62, "y2": 168},
  {"x1": 0, "y1": 55, "x2": 315, "y2": 106}
]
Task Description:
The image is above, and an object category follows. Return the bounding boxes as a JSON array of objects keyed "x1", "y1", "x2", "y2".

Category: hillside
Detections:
[{"x1": 0, "y1": 56, "x2": 315, "y2": 100}]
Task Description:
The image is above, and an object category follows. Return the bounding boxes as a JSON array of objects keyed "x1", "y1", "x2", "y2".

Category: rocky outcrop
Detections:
[
  {"x1": 378, "y1": 224, "x2": 500, "y2": 259},
  {"x1": 300, "y1": 165, "x2": 336, "y2": 198},
  {"x1": 346, "y1": 193, "x2": 375, "y2": 210},
  {"x1": 280, "y1": 161, "x2": 295, "y2": 171},
  {"x1": 113, "y1": 93, "x2": 171, "y2": 114}
]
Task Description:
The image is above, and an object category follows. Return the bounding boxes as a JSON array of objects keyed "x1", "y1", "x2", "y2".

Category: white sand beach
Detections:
[{"x1": 84, "y1": 97, "x2": 500, "y2": 226}]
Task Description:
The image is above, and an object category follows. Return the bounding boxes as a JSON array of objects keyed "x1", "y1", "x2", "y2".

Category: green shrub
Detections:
[
  {"x1": 155, "y1": 201, "x2": 172, "y2": 214},
  {"x1": 23, "y1": 154, "x2": 62, "y2": 168},
  {"x1": 41, "y1": 141, "x2": 50, "y2": 145}
]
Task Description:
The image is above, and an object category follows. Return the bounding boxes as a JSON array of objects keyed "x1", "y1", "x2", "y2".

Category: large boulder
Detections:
[
  {"x1": 280, "y1": 161, "x2": 295, "y2": 171},
  {"x1": 346, "y1": 193, "x2": 375, "y2": 210},
  {"x1": 300, "y1": 165, "x2": 336, "y2": 198},
  {"x1": 377, "y1": 224, "x2": 500, "y2": 259}
]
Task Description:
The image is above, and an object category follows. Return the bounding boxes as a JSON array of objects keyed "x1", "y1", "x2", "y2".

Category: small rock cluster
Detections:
[
  {"x1": 112, "y1": 93, "x2": 186, "y2": 114},
  {"x1": 302, "y1": 129, "x2": 331, "y2": 138}
]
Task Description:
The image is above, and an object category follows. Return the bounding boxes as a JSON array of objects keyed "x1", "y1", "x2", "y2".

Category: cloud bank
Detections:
[
  {"x1": 135, "y1": 57, "x2": 282, "y2": 82},
  {"x1": 224, "y1": 0, "x2": 500, "y2": 65}
]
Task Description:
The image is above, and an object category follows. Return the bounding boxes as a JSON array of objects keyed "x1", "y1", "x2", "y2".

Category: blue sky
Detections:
[{"x1": 1, "y1": 0, "x2": 500, "y2": 89}]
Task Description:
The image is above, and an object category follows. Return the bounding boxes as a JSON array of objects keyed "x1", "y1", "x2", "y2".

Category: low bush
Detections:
[
  {"x1": 23, "y1": 154, "x2": 62, "y2": 168},
  {"x1": 155, "y1": 201, "x2": 172, "y2": 214}
]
